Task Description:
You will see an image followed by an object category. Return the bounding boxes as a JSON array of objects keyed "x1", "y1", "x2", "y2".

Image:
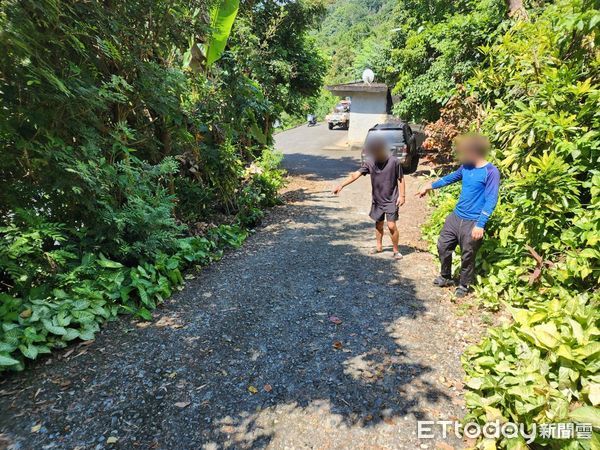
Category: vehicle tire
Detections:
[
  {"x1": 408, "y1": 154, "x2": 419, "y2": 174},
  {"x1": 328, "y1": 123, "x2": 334, "y2": 130}
]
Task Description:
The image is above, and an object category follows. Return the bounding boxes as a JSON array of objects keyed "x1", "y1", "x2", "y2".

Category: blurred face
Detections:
[
  {"x1": 456, "y1": 144, "x2": 479, "y2": 165},
  {"x1": 455, "y1": 136, "x2": 488, "y2": 165},
  {"x1": 372, "y1": 144, "x2": 389, "y2": 162},
  {"x1": 365, "y1": 137, "x2": 389, "y2": 162}
]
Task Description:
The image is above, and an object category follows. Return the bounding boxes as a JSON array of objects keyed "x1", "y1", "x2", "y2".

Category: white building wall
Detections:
[{"x1": 346, "y1": 92, "x2": 389, "y2": 150}]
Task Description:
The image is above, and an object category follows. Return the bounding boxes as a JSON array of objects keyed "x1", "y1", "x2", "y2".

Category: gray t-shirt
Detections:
[{"x1": 358, "y1": 156, "x2": 403, "y2": 207}]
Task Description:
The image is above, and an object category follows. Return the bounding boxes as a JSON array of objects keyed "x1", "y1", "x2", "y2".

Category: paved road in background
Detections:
[{"x1": 275, "y1": 123, "x2": 356, "y2": 179}]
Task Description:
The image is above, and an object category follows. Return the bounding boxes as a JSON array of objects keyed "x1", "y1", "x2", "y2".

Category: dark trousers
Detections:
[{"x1": 437, "y1": 212, "x2": 482, "y2": 287}]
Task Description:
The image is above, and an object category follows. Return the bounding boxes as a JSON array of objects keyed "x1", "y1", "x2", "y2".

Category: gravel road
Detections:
[{"x1": 0, "y1": 124, "x2": 483, "y2": 449}]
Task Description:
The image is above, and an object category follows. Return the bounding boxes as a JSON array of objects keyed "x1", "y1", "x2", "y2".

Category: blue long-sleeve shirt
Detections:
[{"x1": 432, "y1": 163, "x2": 500, "y2": 228}]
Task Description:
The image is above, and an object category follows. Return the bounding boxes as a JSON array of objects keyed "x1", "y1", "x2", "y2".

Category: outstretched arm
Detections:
[
  {"x1": 416, "y1": 166, "x2": 464, "y2": 197},
  {"x1": 332, "y1": 171, "x2": 363, "y2": 195}
]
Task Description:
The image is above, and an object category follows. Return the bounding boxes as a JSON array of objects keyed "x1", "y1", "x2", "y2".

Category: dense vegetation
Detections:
[
  {"x1": 306, "y1": 0, "x2": 395, "y2": 120},
  {"x1": 384, "y1": 0, "x2": 507, "y2": 121},
  {"x1": 313, "y1": 0, "x2": 395, "y2": 84},
  {"x1": 1, "y1": 0, "x2": 598, "y2": 447},
  {"x1": 313, "y1": 0, "x2": 508, "y2": 122},
  {"x1": 0, "y1": 0, "x2": 325, "y2": 370},
  {"x1": 416, "y1": 1, "x2": 600, "y2": 447}
]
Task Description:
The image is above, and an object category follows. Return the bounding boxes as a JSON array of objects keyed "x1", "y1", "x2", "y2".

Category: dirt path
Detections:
[{"x1": 0, "y1": 125, "x2": 484, "y2": 449}]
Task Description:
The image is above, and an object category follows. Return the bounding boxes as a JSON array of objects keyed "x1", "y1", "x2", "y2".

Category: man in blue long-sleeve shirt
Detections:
[{"x1": 417, "y1": 134, "x2": 500, "y2": 297}]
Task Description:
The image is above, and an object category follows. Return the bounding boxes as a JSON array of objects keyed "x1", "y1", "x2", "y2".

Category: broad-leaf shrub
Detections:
[
  {"x1": 466, "y1": 0, "x2": 597, "y2": 307},
  {"x1": 238, "y1": 150, "x2": 285, "y2": 227},
  {"x1": 0, "y1": 226, "x2": 247, "y2": 371},
  {"x1": 0, "y1": 0, "x2": 315, "y2": 369},
  {"x1": 463, "y1": 292, "x2": 599, "y2": 448},
  {"x1": 422, "y1": 0, "x2": 599, "y2": 446}
]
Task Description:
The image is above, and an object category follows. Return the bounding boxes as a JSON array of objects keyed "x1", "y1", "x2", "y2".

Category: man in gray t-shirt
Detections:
[{"x1": 333, "y1": 141, "x2": 406, "y2": 259}]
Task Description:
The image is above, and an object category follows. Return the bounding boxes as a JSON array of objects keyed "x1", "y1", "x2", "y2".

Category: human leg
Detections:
[{"x1": 436, "y1": 213, "x2": 459, "y2": 282}]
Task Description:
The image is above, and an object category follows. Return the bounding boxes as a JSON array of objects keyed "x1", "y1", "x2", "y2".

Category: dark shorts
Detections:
[{"x1": 370, "y1": 203, "x2": 398, "y2": 222}]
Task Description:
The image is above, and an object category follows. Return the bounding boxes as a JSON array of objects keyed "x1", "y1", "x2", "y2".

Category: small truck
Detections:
[{"x1": 326, "y1": 100, "x2": 351, "y2": 130}]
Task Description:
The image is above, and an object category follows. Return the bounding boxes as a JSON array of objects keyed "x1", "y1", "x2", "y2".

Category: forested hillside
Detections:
[
  {"x1": 313, "y1": 0, "x2": 395, "y2": 84},
  {"x1": 314, "y1": 0, "x2": 506, "y2": 121}
]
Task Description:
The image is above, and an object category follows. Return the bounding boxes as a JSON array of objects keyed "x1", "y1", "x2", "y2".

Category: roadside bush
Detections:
[
  {"x1": 0, "y1": 225, "x2": 246, "y2": 371},
  {"x1": 0, "y1": 211, "x2": 76, "y2": 298},
  {"x1": 75, "y1": 155, "x2": 185, "y2": 263},
  {"x1": 426, "y1": 0, "x2": 599, "y2": 309},
  {"x1": 237, "y1": 149, "x2": 285, "y2": 227},
  {"x1": 0, "y1": 0, "x2": 321, "y2": 370},
  {"x1": 422, "y1": 0, "x2": 599, "y2": 447},
  {"x1": 423, "y1": 87, "x2": 483, "y2": 163},
  {"x1": 463, "y1": 291, "x2": 600, "y2": 449}
]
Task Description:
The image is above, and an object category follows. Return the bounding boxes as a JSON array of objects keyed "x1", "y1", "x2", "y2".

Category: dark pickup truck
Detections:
[{"x1": 361, "y1": 122, "x2": 423, "y2": 174}]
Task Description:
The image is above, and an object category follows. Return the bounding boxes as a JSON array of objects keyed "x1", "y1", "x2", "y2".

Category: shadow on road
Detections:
[
  {"x1": 283, "y1": 153, "x2": 360, "y2": 182},
  {"x1": 0, "y1": 164, "x2": 457, "y2": 449}
]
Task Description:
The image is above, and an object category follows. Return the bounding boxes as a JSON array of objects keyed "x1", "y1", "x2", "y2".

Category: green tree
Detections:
[
  {"x1": 384, "y1": 0, "x2": 508, "y2": 121},
  {"x1": 313, "y1": 0, "x2": 395, "y2": 84},
  {"x1": 230, "y1": 0, "x2": 327, "y2": 128}
]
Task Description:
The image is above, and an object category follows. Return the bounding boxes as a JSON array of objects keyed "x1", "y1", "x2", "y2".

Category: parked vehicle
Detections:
[
  {"x1": 307, "y1": 113, "x2": 317, "y2": 127},
  {"x1": 326, "y1": 100, "x2": 350, "y2": 130},
  {"x1": 362, "y1": 122, "x2": 421, "y2": 174}
]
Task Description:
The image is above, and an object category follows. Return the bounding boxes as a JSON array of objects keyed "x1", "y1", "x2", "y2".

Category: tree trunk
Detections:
[
  {"x1": 264, "y1": 113, "x2": 272, "y2": 145},
  {"x1": 506, "y1": 0, "x2": 527, "y2": 19}
]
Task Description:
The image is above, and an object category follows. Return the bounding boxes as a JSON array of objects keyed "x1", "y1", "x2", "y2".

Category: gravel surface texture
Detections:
[{"x1": 0, "y1": 124, "x2": 487, "y2": 449}]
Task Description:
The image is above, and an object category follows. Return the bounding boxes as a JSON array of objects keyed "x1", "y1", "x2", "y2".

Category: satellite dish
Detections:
[{"x1": 362, "y1": 69, "x2": 375, "y2": 85}]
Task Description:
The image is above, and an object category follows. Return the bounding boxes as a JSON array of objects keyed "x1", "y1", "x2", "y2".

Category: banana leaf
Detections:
[{"x1": 205, "y1": 0, "x2": 240, "y2": 67}]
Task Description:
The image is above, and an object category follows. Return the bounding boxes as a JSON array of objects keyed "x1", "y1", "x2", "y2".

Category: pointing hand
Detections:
[
  {"x1": 415, "y1": 182, "x2": 433, "y2": 198},
  {"x1": 471, "y1": 226, "x2": 484, "y2": 240}
]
